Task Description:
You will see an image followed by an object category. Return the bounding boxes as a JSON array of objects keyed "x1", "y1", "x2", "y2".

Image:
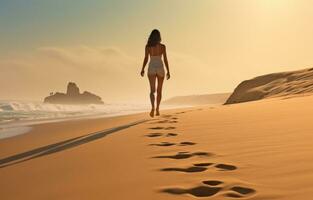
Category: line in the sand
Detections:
[{"x1": 0, "y1": 119, "x2": 149, "y2": 169}]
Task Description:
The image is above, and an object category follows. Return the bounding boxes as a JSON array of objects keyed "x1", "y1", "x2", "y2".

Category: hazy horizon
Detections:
[{"x1": 2, "y1": 0, "x2": 313, "y2": 103}]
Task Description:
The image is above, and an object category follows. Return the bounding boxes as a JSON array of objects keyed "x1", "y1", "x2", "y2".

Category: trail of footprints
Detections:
[
  {"x1": 162, "y1": 181, "x2": 256, "y2": 198},
  {"x1": 161, "y1": 162, "x2": 237, "y2": 173},
  {"x1": 145, "y1": 111, "x2": 256, "y2": 199}
]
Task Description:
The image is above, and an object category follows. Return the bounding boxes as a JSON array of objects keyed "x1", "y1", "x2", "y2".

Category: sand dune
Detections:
[
  {"x1": 1, "y1": 95, "x2": 313, "y2": 199},
  {"x1": 226, "y1": 68, "x2": 313, "y2": 104},
  {"x1": 164, "y1": 93, "x2": 230, "y2": 106}
]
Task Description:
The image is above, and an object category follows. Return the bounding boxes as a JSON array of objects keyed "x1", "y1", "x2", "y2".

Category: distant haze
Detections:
[
  {"x1": 164, "y1": 93, "x2": 230, "y2": 106},
  {"x1": 2, "y1": 0, "x2": 313, "y2": 102}
]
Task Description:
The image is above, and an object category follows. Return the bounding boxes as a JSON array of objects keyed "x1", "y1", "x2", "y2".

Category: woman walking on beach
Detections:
[{"x1": 140, "y1": 29, "x2": 170, "y2": 117}]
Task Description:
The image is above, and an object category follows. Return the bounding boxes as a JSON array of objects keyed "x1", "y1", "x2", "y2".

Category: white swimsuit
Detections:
[{"x1": 148, "y1": 55, "x2": 165, "y2": 77}]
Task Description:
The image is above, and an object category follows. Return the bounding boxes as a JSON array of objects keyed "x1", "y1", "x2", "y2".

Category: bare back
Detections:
[{"x1": 148, "y1": 44, "x2": 164, "y2": 57}]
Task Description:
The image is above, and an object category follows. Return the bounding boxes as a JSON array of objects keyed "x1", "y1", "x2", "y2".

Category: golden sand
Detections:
[{"x1": 1, "y1": 96, "x2": 313, "y2": 199}]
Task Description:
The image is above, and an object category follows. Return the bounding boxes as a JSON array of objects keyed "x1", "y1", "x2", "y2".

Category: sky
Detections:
[{"x1": 1, "y1": 0, "x2": 313, "y2": 102}]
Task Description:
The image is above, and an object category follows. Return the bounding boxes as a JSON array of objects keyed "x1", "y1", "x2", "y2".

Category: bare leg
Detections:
[
  {"x1": 156, "y1": 75, "x2": 164, "y2": 116},
  {"x1": 148, "y1": 75, "x2": 157, "y2": 117}
]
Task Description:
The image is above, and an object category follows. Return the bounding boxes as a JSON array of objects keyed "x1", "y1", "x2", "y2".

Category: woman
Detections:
[{"x1": 140, "y1": 29, "x2": 170, "y2": 117}]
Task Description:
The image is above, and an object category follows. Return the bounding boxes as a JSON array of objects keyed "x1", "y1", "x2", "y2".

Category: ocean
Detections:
[{"x1": 0, "y1": 100, "x2": 149, "y2": 123}]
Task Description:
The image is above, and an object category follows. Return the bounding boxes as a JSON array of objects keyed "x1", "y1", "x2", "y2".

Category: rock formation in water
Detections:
[
  {"x1": 44, "y1": 82, "x2": 104, "y2": 104},
  {"x1": 225, "y1": 68, "x2": 313, "y2": 104}
]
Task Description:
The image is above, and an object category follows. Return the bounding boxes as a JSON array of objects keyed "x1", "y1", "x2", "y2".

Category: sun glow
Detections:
[{"x1": 254, "y1": 0, "x2": 295, "y2": 12}]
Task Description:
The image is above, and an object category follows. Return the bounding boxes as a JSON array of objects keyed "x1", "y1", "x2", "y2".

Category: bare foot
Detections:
[
  {"x1": 156, "y1": 109, "x2": 160, "y2": 116},
  {"x1": 150, "y1": 109, "x2": 155, "y2": 118}
]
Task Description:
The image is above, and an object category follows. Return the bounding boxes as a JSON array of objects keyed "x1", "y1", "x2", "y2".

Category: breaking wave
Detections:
[{"x1": 0, "y1": 100, "x2": 149, "y2": 123}]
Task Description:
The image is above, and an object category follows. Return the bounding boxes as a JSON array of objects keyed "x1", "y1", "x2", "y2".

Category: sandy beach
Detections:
[
  {"x1": 1, "y1": 95, "x2": 313, "y2": 200},
  {"x1": 4, "y1": 1, "x2": 313, "y2": 199}
]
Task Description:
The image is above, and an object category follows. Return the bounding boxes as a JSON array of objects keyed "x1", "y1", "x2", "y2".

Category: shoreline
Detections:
[{"x1": 0, "y1": 104, "x2": 195, "y2": 140}]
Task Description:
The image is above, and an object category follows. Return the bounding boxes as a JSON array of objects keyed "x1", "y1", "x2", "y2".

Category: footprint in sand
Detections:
[
  {"x1": 215, "y1": 163, "x2": 237, "y2": 171},
  {"x1": 149, "y1": 126, "x2": 164, "y2": 130},
  {"x1": 150, "y1": 142, "x2": 176, "y2": 147},
  {"x1": 146, "y1": 133, "x2": 179, "y2": 138},
  {"x1": 152, "y1": 151, "x2": 213, "y2": 160},
  {"x1": 159, "y1": 115, "x2": 179, "y2": 121},
  {"x1": 150, "y1": 120, "x2": 178, "y2": 124},
  {"x1": 160, "y1": 162, "x2": 237, "y2": 173},
  {"x1": 146, "y1": 133, "x2": 163, "y2": 137},
  {"x1": 161, "y1": 166, "x2": 208, "y2": 173},
  {"x1": 165, "y1": 133, "x2": 178, "y2": 137},
  {"x1": 165, "y1": 127, "x2": 176, "y2": 130},
  {"x1": 162, "y1": 185, "x2": 222, "y2": 197},
  {"x1": 149, "y1": 126, "x2": 176, "y2": 130},
  {"x1": 202, "y1": 180, "x2": 223, "y2": 186},
  {"x1": 149, "y1": 120, "x2": 168, "y2": 124},
  {"x1": 149, "y1": 141, "x2": 196, "y2": 147},
  {"x1": 175, "y1": 111, "x2": 186, "y2": 114},
  {"x1": 193, "y1": 163, "x2": 214, "y2": 167},
  {"x1": 179, "y1": 141, "x2": 196, "y2": 146},
  {"x1": 161, "y1": 180, "x2": 256, "y2": 198},
  {"x1": 161, "y1": 114, "x2": 174, "y2": 118},
  {"x1": 175, "y1": 109, "x2": 196, "y2": 114},
  {"x1": 199, "y1": 162, "x2": 237, "y2": 171},
  {"x1": 224, "y1": 186, "x2": 256, "y2": 198}
]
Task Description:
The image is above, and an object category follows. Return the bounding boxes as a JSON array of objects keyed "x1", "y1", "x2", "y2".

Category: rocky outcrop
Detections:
[
  {"x1": 44, "y1": 82, "x2": 104, "y2": 104},
  {"x1": 225, "y1": 68, "x2": 313, "y2": 104},
  {"x1": 66, "y1": 82, "x2": 80, "y2": 96}
]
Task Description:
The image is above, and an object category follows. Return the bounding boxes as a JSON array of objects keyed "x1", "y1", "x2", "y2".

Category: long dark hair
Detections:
[{"x1": 147, "y1": 29, "x2": 161, "y2": 47}]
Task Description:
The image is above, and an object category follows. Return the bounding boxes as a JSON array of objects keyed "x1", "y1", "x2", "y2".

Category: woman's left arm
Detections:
[{"x1": 141, "y1": 46, "x2": 149, "y2": 77}]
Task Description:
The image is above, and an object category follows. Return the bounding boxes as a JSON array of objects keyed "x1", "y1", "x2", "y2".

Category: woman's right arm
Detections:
[
  {"x1": 141, "y1": 46, "x2": 149, "y2": 77},
  {"x1": 163, "y1": 45, "x2": 170, "y2": 80}
]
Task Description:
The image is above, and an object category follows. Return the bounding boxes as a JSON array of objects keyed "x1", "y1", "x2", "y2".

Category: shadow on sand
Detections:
[{"x1": 0, "y1": 120, "x2": 147, "y2": 168}]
